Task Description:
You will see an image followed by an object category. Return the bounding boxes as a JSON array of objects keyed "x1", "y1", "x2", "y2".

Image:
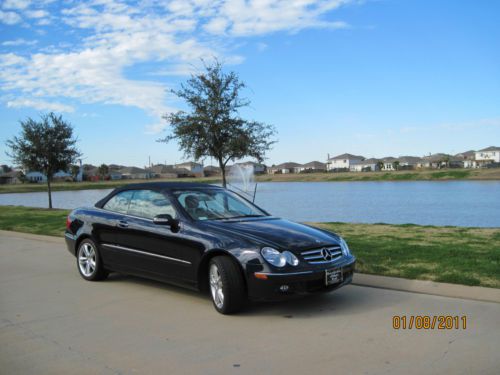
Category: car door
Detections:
[
  {"x1": 96, "y1": 190, "x2": 134, "y2": 267},
  {"x1": 110, "y1": 189, "x2": 204, "y2": 283}
]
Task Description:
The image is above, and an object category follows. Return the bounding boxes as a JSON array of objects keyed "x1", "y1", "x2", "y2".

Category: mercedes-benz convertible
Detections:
[{"x1": 65, "y1": 182, "x2": 356, "y2": 314}]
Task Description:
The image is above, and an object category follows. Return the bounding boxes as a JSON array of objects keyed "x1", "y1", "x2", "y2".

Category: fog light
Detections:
[{"x1": 279, "y1": 285, "x2": 289, "y2": 292}]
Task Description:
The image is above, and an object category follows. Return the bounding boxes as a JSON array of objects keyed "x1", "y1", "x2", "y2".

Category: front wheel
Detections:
[
  {"x1": 77, "y1": 239, "x2": 108, "y2": 281},
  {"x1": 208, "y1": 256, "x2": 246, "y2": 314}
]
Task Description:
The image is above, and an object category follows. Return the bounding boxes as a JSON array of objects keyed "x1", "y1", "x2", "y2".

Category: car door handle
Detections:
[{"x1": 117, "y1": 220, "x2": 129, "y2": 228}]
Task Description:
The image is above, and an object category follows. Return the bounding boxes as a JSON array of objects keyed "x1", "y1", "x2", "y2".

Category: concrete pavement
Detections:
[{"x1": 1, "y1": 231, "x2": 499, "y2": 374}]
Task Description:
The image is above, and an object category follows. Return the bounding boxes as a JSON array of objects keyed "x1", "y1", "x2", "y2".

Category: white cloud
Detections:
[
  {"x1": 2, "y1": 38, "x2": 38, "y2": 46},
  {"x1": 25, "y1": 9, "x2": 48, "y2": 18},
  {"x1": 2, "y1": 0, "x2": 31, "y2": 10},
  {"x1": 7, "y1": 98, "x2": 74, "y2": 112},
  {"x1": 0, "y1": 10, "x2": 21, "y2": 24},
  {"x1": 0, "y1": 0, "x2": 354, "y2": 132}
]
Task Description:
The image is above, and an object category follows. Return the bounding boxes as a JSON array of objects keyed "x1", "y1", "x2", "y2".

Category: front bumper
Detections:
[{"x1": 245, "y1": 257, "x2": 356, "y2": 301}]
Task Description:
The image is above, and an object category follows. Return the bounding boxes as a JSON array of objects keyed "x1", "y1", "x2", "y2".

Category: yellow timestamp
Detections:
[{"x1": 392, "y1": 315, "x2": 467, "y2": 330}]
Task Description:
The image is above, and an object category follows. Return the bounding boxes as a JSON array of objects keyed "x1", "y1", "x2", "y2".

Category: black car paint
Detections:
[{"x1": 65, "y1": 182, "x2": 356, "y2": 300}]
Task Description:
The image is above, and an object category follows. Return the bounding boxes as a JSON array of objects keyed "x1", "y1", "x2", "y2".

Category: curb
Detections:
[
  {"x1": 1, "y1": 230, "x2": 499, "y2": 304},
  {"x1": 353, "y1": 273, "x2": 500, "y2": 304}
]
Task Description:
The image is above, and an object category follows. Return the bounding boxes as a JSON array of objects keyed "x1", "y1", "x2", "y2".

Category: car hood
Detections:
[{"x1": 201, "y1": 217, "x2": 339, "y2": 251}]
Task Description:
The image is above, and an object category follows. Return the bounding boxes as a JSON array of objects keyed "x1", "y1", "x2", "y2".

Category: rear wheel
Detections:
[
  {"x1": 77, "y1": 239, "x2": 108, "y2": 281},
  {"x1": 209, "y1": 256, "x2": 246, "y2": 314}
]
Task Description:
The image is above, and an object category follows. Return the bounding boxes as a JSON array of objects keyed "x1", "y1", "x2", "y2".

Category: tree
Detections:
[
  {"x1": 159, "y1": 61, "x2": 277, "y2": 187},
  {"x1": 376, "y1": 161, "x2": 384, "y2": 171},
  {"x1": 6, "y1": 113, "x2": 81, "y2": 208},
  {"x1": 98, "y1": 164, "x2": 109, "y2": 180},
  {"x1": 392, "y1": 161, "x2": 400, "y2": 171}
]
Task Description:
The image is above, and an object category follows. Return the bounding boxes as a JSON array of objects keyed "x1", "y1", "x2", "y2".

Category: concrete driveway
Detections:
[{"x1": 1, "y1": 231, "x2": 499, "y2": 375}]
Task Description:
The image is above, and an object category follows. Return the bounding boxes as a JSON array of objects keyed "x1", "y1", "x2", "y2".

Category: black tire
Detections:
[
  {"x1": 208, "y1": 256, "x2": 246, "y2": 314},
  {"x1": 76, "y1": 238, "x2": 108, "y2": 281}
]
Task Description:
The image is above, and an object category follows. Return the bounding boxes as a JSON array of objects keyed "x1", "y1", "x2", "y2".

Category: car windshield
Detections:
[{"x1": 173, "y1": 189, "x2": 268, "y2": 221}]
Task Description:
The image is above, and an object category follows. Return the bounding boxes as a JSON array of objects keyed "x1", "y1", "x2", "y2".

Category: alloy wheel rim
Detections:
[
  {"x1": 209, "y1": 264, "x2": 224, "y2": 309},
  {"x1": 78, "y1": 243, "x2": 96, "y2": 277}
]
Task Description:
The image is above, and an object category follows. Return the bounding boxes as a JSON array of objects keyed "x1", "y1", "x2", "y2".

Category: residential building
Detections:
[
  {"x1": 296, "y1": 161, "x2": 327, "y2": 173},
  {"x1": 398, "y1": 156, "x2": 424, "y2": 170},
  {"x1": 204, "y1": 165, "x2": 221, "y2": 176},
  {"x1": 453, "y1": 150, "x2": 476, "y2": 168},
  {"x1": 474, "y1": 146, "x2": 500, "y2": 167},
  {"x1": 267, "y1": 162, "x2": 302, "y2": 174},
  {"x1": 175, "y1": 162, "x2": 204, "y2": 177},
  {"x1": 326, "y1": 153, "x2": 364, "y2": 171},
  {"x1": 350, "y1": 158, "x2": 381, "y2": 172},
  {"x1": 26, "y1": 171, "x2": 46, "y2": 183},
  {"x1": 381, "y1": 157, "x2": 397, "y2": 171},
  {"x1": 118, "y1": 167, "x2": 153, "y2": 180},
  {"x1": 0, "y1": 170, "x2": 20, "y2": 184},
  {"x1": 422, "y1": 153, "x2": 451, "y2": 169}
]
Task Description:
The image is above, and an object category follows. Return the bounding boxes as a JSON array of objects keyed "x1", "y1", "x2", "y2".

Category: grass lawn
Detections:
[
  {"x1": 1, "y1": 205, "x2": 499, "y2": 288},
  {"x1": 1, "y1": 168, "x2": 499, "y2": 194}
]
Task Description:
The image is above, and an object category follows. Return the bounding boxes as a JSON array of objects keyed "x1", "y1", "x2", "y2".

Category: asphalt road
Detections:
[{"x1": 1, "y1": 232, "x2": 499, "y2": 375}]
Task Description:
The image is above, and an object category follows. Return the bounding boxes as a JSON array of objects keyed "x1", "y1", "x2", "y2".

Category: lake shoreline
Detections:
[{"x1": 1, "y1": 168, "x2": 499, "y2": 194}]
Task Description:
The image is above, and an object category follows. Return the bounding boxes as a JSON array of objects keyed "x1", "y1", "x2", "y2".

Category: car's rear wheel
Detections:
[
  {"x1": 77, "y1": 239, "x2": 108, "y2": 281},
  {"x1": 208, "y1": 256, "x2": 246, "y2": 314}
]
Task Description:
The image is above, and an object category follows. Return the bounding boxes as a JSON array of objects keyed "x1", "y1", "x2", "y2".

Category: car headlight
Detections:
[
  {"x1": 261, "y1": 247, "x2": 299, "y2": 267},
  {"x1": 339, "y1": 237, "x2": 351, "y2": 256}
]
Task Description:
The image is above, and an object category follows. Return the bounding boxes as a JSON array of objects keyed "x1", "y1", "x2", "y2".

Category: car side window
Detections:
[
  {"x1": 128, "y1": 190, "x2": 177, "y2": 220},
  {"x1": 103, "y1": 190, "x2": 134, "y2": 214}
]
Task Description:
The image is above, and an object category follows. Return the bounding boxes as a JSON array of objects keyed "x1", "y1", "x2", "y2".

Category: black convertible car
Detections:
[{"x1": 65, "y1": 182, "x2": 356, "y2": 314}]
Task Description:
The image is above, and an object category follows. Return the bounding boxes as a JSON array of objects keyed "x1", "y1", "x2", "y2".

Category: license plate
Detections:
[{"x1": 325, "y1": 268, "x2": 343, "y2": 285}]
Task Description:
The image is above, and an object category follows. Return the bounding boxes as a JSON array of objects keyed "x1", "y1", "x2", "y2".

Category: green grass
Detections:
[
  {"x1": 312, "y1": 222, "x2": 500, "y2": 288},
  {"x1": 1, "y1": 205, "x2": 499, "y2": 288},
  {"x1": 0, "y1": 205, "x2": 69, "y2": 236}
]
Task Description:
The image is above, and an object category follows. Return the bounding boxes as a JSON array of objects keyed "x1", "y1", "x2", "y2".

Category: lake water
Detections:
[{"x1": 1, "y1": 181, "x2": 499, "y2": 227}]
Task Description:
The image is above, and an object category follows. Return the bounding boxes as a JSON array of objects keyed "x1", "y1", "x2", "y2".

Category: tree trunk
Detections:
[
  {"x1": 47, "y1": 177, "x2": 53, "y2": 209},
  {"x1": 219, "y1": 159, "x2": 227, "y2": 188}
]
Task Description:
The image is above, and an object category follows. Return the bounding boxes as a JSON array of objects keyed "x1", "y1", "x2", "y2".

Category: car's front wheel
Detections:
[
  {"x1": 77, "y1": 239, "x2": 108, "y2": 281},
  {"x1": 208, "y1": 256, "x2": 246, "y2": 314}
]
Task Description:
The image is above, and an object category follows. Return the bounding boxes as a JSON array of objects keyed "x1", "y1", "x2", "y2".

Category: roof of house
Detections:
[
  {"x1": 362, "y1": 158, "x2": 381, "y2": 164},
  {"x1": 176, "y1": 161, "x2": 202, "y2": 168},
  {"x1": 204, "y1": 165, "x2": 221, "y2": 171},
  {"x1": 422, "y1": 153, "x2": 451, "y2": 162},
  {"x1": 382, "y1": 157, "x2": 397, "y2": 162},
  {"x1": 274, "y1": 162, "x2": 302, "y2": 169},
  {"x1": 328, "y1": 153, "x2": 364, "y2": 161},
  {"x1": 398, "y1": 156, "x2": 424, "y2": 163},
  {"x1": 302, "y1": 161, "x2": 326, "y2": 168},
  {"x1": 478, "y1": 146, "x2": 500, "y2": 152},
  {"x1": 118, "y1": 166, "x2": 148, "y2": 174}
]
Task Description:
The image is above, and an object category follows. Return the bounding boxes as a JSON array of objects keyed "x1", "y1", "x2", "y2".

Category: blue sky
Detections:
[{"x1": 1, "y1": 0, "x2": 499, "y2": 167}]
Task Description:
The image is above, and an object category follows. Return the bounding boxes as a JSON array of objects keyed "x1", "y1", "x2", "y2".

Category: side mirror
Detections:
[{"x1": 153, "y1": 214, "x2": 179, "y2": 231}]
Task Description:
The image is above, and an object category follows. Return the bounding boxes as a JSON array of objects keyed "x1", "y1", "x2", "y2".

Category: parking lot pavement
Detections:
[{"x1": 1, "y1": 231, "x2": 499, "y2": 375}]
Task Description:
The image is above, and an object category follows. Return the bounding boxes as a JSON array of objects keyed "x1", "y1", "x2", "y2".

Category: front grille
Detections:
[{"x1": 301, "y1": 245, "x2": 343, "y2": 264}]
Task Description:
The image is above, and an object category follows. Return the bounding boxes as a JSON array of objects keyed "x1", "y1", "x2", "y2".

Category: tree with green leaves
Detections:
[
  {"x1": 376, "y1": 161, "x2": 384, "y2": 171},
  {"x1": 70, "y1": 164, "x2": 80, "y2": 181},
  {"x1": 6, "y1": 113, "x2": 81, "y2": 208},
  {"x1": 392, "y1": 160, "x2": 400, "y2": 171},
  {"x1": 98, "y1": 164, "x2": 109, "y2": 180},
  {"x1": 159, "y1": 61, "x2": 277, "y2": 187}
]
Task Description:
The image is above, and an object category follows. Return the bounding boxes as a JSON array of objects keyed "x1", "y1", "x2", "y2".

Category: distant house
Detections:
[
  {"x1": 119, "y1": 167, "x2": 153, "y2": 179},
  {"x1": 109, "y1": 171, "x2": 123, "y2": 180},
  {"x1": 0, "y1": 170, "x2": 20, "y2": 185},
  {"x1": 422, "y1": 153, "x2": 451, "y2": 169},
  {"x1": 296, "y1": 161, "x2": 326, "y2": 173},
  {"x1": 350, "y1": 158, "x2": 381, "y2": 172},
  {"x1": 453, "y1": 150, "x2": 475, "y2": 168},
  {"x1": 474, "y1": 146, "x2": 500, "y2": 167},
  {"x1": 381, "y1": 157, "x2": 398, "y2": 171},
  {"x1": 175, "y1": 162, "x2": 204, "y2": 177},
  {"x1": 26, "y1": 171, "x2": 47, "y2": 183},
  {"x1": 326, "y1": 153, "x2": 364, "y2": 172},
  {"x1": 398, "y1": 156, "x2": 424, "y2": 170},
  {"x1": 267, "y1": 162, "x2": 302, "y2": 174},
  {"x1": 204, "y1": 165, "x2": 221, "y2": 177}
]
